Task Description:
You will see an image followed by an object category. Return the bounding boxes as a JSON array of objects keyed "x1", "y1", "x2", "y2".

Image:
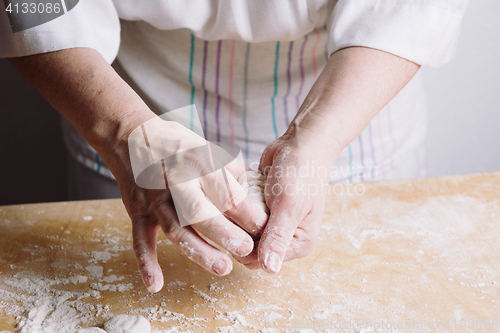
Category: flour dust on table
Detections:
[
  {"x1": 103, "y1": 315, "x2": 151, "y2": 333},
  {"x1": 77, "y1": 328, "x2": 106, "y2": 333},
  {"x1": 77, "y1": 315, "x2": 150, "y2": 333}
]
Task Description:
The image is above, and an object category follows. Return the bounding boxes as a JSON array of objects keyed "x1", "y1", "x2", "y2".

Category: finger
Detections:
[
  {"x1": 203, "y1": 167, "x2": 268, "y2": 236},
  {"x1": 169, "y1": 176, "x2": 256, "y2": 256},
  {"x1": 223, "y1": 151, "x2": 250, "y2": 177},
  {"x1": 257, "y1": 198, "x2": 307, "y2": 274},
  {"x1": 132, "y1": 216, "x2": 164, "y2": 293},
  {"x1": 282, "y1": 211, "x2": 321, "y2": 262},
  {"x1": 155, "y1": 201, "x2": 234, "y2": 276},
  {"x1": 192, "y1": 212, "x2": 255, "y2": 257},
  {"x1": 169, "y1": 179, "x2": 223, "y2": 226},
  {"x1": 224, "y1": 194, "x2": 268, "y2": 236},
  {"x1": 232, "y1": 242, "x2": 260, "y2": 269}
]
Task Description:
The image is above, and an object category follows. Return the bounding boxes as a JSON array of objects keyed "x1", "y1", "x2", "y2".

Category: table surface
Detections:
[{"x1": 1, "y1": 172, "x2": 499, "y2": 332}]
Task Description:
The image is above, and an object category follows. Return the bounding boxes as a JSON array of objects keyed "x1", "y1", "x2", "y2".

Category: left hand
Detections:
[
  {"x1": 234, "y1": 128, "x2": 337, "y2": 273},
  {"x1": 233, "y1": 46, "x2": 420, "y2": 273}
]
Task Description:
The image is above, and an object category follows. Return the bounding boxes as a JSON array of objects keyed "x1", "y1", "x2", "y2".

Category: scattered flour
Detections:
[
  {"x1": 224, "y1": 312, "x2": 247, "y2": 326},
  {"x1": 165, "y1": 280, "x2": 186, "y2": 289},
  {"x1": 179, "y1": 242, "x2": 195, "y2": 258},
  {"x1": 1, "y1": 274, "x2": 109, "y2": 333},
  {"x1": 89, "y1": 251, "x2": 113, "y2": 263},
  {"x1": 2, "y1": 192, "x2": 496, "y2": 332},
  {"x1": 104, "y1": 315, "x2": 151, "y2": 333},
  {"x1": 69, "y1": 275, "x2": 89, "y2": 284},
  {"x1": 90, "y1": 283, "x2": 133, "y2": 292},
  {"x1": 101, "y1": 275, "x2": 125, "y2": 283},
  {"x1": 85, "y1": 265, "x2": 103, "y2": 279},
  {"x1": 264, "y1": 312, "x2": 282, "y2": 321},
  {"x1": 77, "y1": 328, "x2": 106, "y2": 333},
  {"x1": 194, "y1": 290, "x2": 217, "y2": 303}
]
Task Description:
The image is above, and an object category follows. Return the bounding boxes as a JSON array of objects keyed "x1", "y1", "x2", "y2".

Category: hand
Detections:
[
  {"x1": 233, "y1": 46, "x2": 420, "y2": 273},
  {"x1": 9, "y1": 46, "x2": 418, "y2": 284},
  {"x1": 234, "y1": 129, "x2": 337, "y2": 273},
  {"x1": 107, "y1": 116, "x2": 269, "y2": 292},
  {"x1": 7, "y1": 48, "x2": 270, "y2": 292}
]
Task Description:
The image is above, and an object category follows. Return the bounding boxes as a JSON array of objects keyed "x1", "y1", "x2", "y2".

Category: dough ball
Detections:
[
  {"x1": 238, "y1": 171, "x2": 269, "y2": 215},
  {"x1": 77, "y1": 328, "x2": 107, "y2": 333},
  {"x1": 104, "y1": 315, "x2": 151, "y2": 333}
]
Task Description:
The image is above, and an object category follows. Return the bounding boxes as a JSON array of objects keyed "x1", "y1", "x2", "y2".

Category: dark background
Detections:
[{"x1": 0, "y1": 58, "x2": 67, "y2": 205}]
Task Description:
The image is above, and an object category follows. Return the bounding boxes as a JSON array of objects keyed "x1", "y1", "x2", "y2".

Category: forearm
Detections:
[
  {"x1": 288, "y1": 46, "x2": 420, "y2": 160},
  {"x1": 8, "y1": 48, "x2": 155, "y2": 166}
]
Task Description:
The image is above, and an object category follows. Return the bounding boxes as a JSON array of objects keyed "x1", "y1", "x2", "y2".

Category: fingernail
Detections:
[
  {"x1": 213, "y1": 260, "x2": 230, "y2": 275},
  {"x1": 236, "y1": 241, "x2": 253, "y2": 257},
  {"x1": 146, "y1": 275, "x2": 164, "y2": 293},
  {"x1": 264, "y1": 251, "x2": 282, "y2": 274}
]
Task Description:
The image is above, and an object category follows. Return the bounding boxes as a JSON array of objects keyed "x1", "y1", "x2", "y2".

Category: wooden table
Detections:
[{"x1": 1, "y1": 173, "x2": 499, "y2": 332}]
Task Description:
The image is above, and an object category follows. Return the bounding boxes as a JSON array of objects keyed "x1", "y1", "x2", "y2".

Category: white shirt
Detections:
[{"x1": 0, "y1": 0, "x2": 469, "y2": 182}]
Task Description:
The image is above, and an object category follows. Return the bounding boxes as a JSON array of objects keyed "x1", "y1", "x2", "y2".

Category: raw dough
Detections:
[
  {"x1": 103, "y1": 315, "x2": 151, "y2": 333},
  {"x1": 238, "y1": 171, "x2": 270, "y2": 215},
  {"x1": 77, "y1": 328, "x2": 107, "y2": 333}
]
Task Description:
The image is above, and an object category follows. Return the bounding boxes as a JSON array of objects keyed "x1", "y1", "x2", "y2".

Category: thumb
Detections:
[{"x1": 257, "y1": 198, "x2": 302, "y2": 274}]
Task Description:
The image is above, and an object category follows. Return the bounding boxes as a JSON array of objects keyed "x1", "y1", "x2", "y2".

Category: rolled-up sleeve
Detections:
[
  {"x1": 328, "y1": 0, "x2": 470, "y2": 67},
  {"x1": 0, "y1": 0, "x2": 120, "y2": 64}
]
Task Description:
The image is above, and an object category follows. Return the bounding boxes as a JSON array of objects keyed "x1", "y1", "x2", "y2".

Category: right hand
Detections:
[
  {"x1": 7, "y1": 48, "x2": 268, "y2": 292},
  {"x1": 104, "y1": 115, "x2": 269, "y2": 293}
]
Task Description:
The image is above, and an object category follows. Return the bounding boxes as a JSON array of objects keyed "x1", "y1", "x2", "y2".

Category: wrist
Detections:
[
  {"x1": 285, "y1": 108, "x2": 343, "y2": 161},
  {"x1": 89, "y1": 107, "x2": 155, "y2": 148},
  {"x1": 86, "y1": 107, "x2": 157, "y2": 179}
]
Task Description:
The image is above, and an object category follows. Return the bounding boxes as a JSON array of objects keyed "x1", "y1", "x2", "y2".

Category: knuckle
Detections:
[
  {"x1": 154, "y1": 202, "x2": 179, "y2": 227},
  {"x1": 182, "y1": 199, "x2": 206, "y2": 222},
  {"x1": 127, "y1": 203, "x2": 148, "y2": 222},
  {"x1": 165, "y1": 224, "x2": 186, "y2": 242},
  {"x1": 131, "y1": 216, "x2": 154, "y2": 234},
  {"x1": 148, "y1": 192, "x2": 170, "y2": 211},
  {"x1": 291, "y1": 233, "x2": 317, "y2": 258},
  {"x1": 160, "y1": 217, "x2": 177, "y2": 235},
  {"x1": 134, "y1": 189, "x2": 150, "y2": 210},
  {"x1": 196, "y1": 218, "x2": 226, "y2": 238},
  {"x1": 264, "y1": 222, "x2": 293, "y2": 245}
]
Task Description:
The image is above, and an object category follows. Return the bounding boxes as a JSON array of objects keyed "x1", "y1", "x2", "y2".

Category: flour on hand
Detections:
[
  {"x1": 103, "y1": 315, "x2": 151, "y2": 333},
  {"x1": 238, "y1": 171, "x2": 269, "y2": 215}
]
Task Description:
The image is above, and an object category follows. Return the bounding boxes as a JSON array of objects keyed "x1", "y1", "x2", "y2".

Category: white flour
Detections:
[
  {"x1": 224, "y1": 312, "x2": 247, "y2": 326},
  {"x1": 193, "y1": 290, "x2": 217, "y2": 303},
  {"x1": 1, "y1": 192, "x2": 498, "y2": 332},
  {"x1": 1, "y1": 274, "x2": 107, "y2": 333},
  {"x1": 85, "y1": 266, "x2": 103, "y2": 279},
  {"x1": 90, "y1": 283, "x2": 133, "y2": 292}
]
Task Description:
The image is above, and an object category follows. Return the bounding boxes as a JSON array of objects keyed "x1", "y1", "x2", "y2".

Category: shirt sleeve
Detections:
[
  {"x1": 0, "y1": 0, "x2": 120, "y2": 64},
  {"x1": 328, "y1": 0, "x2": 470, "y2": 67}
]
